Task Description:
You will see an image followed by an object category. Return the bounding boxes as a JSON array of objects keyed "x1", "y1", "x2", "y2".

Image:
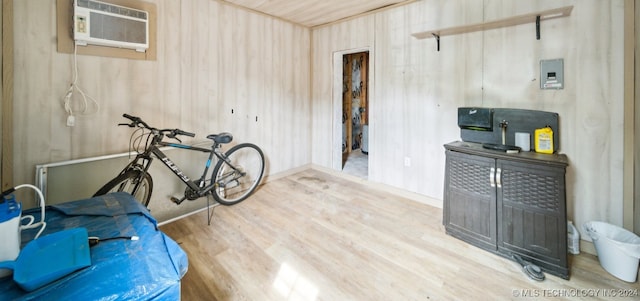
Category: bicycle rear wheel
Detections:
[
  {"x1": 94, "y1": 170, "x2": 153, "y2": 207},
  {"x1": 211, "y1": 143, "x2": 264, "y2": 205}
]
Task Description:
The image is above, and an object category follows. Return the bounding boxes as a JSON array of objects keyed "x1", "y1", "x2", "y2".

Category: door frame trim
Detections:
[{"x1": 332, "y1": 47, "x2": 371, "y2": 172}]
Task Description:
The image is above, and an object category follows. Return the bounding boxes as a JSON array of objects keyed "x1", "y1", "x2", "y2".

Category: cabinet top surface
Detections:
[{"x1": 445, "y1": 141, "x2": 569, "y2": 166}]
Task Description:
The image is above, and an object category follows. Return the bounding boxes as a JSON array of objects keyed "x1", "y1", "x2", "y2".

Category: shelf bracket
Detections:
[
  {"x1": 432, "y1": 33, "x2": 440, "y2": 51},
  {"x1": 536, "y1": 15, "x2": 540, "y2": 40}
]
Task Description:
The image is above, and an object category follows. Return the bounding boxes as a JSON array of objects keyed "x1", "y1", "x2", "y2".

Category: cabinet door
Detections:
[
  {"x1": 497, "y1": 159, "x2": 567, "y2": 273},
  {"x1": 444, "y1": 150, "x2": 497, "y2": 251}
]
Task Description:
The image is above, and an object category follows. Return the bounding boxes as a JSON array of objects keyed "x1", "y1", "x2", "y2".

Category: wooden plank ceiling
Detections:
[{"x1": 220, "y1": 0, "x2": 413, "y2": 27}]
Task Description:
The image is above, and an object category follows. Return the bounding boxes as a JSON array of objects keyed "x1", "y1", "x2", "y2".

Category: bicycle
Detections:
[{"x1": 94, "y1": 114, "x2": 265, "y2": 212}]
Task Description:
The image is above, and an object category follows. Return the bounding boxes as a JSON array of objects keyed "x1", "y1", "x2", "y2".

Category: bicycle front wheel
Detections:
[
  {"x1": 94, "y1": 170, "x2": 153, "y2": 207},
  {"x1": 211, "y1": 143, "x2": 265, "y2": 205}
]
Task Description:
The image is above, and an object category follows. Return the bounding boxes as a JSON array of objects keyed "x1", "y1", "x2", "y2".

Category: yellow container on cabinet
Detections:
[{"x1": 534, "y1": 127, "x2": 554, "y2": 154}]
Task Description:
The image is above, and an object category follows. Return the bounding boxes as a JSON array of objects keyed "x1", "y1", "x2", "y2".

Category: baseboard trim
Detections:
[
  {"x1": 579, "y1": 239, "x2": 597, "y2": 256},
  {"x1": 158, "y1": 205, "x2": 211, "y2": 226}
]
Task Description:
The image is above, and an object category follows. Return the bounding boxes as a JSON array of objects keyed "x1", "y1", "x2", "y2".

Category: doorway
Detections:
[{"x1": 341, "y1": 51, "x2": 369, "y2": 179}]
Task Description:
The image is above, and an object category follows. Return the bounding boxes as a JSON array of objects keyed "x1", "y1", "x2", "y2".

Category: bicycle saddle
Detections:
[{"x1": 207, "y1": 133, "x2": 233, "y2": 144}]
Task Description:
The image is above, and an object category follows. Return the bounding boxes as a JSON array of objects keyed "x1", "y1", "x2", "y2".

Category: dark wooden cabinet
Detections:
[
  {"x1": 444, "y1": 141, "x2": 569, "y2": 279},
  {"x1": 444, "y1": 151, "x2": 497, "y2": 252}
]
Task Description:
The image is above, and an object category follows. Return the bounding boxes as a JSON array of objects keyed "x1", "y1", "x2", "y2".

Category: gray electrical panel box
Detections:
[{"x1": 540, "y1": 59, "x2": 564, "y2": 89}]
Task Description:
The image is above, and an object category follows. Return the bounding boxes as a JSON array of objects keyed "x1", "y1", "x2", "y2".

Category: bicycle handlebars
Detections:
[{"x1": 120, "y1": 113, "x2": 196, "y2": 139}]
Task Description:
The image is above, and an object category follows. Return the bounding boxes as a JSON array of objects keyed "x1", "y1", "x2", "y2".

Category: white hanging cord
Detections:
[
  {"x1": 13, "y1": 184, "x2": 47, "y2": 239},
  {"x1": 62, "y1": 43, "x2": 100, "y2": 125}
]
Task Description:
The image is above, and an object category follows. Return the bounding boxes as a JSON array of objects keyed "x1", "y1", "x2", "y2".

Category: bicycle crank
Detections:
[
  {"x1": 170, "y1": 196, "x2": 186, "y2": 205},
  {"x1": 171, "y1": 190, "x2": 202, "y2": 205}
]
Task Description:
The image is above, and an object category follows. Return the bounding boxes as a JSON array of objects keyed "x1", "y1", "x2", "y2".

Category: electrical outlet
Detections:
[{"x1": 404, "y1": 157, "x2": 411, "y2": 167}]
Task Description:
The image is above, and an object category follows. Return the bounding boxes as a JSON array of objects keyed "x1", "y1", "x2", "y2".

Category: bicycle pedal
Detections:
[{"x1": 171, "y1": 196, "x2": 186, "y2": 205}]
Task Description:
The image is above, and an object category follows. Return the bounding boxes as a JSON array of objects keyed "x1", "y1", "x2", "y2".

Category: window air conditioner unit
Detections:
[{"x1": 73, "y1": 0, "x2": 149, "y2": 52}]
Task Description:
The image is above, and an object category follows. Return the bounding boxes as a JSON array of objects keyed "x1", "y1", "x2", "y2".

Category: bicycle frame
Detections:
[
  {"x1": 96, "y1": 113, "x2": 264, "y2": 216},
  {"x1": 120, "y1": 137, "x2": 227, "y2": 196}
]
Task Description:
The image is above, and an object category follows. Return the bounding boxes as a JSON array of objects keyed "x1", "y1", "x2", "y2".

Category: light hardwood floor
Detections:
[{"x1": 160, "y1": 169, "x2": 639, "y2": 300}]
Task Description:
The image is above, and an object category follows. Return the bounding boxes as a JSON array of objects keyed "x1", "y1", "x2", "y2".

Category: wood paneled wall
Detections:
[
  {"x1": 9, "y1": 0, "x2": 632, "y2": 231},
  {"x1": 312, "y1": 16, "x2": 376, "y2": 171},
  {"x1": 1, "y1": 0, "x2": 11, "y2": 190},
  {"x1": 635, "y1": 0, "x2": 640, "y2": 233},
  {"x1": 11, "y1": 0, "x2": 310, "y2": 219},
  {"x1": 311, "y1": 0, "x2": 628, "y2": 235}
]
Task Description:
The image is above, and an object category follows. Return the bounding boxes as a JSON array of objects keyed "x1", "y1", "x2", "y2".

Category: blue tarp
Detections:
[{"x1": 0, "y1": 192, "x2": 188, "y2": 301}]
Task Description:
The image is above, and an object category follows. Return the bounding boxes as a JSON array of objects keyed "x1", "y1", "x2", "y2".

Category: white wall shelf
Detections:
[{"x1": 411, "y1": 5, "x2": 574, "y2": 51}]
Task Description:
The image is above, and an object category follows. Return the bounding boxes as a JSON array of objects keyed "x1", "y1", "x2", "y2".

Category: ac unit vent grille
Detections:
[
  {"x1": 78, "y1": 0, "x2": 147, "y2": 20},
  {"x1": 90, "y1": 12, "x2": 147, "y2": 44}
]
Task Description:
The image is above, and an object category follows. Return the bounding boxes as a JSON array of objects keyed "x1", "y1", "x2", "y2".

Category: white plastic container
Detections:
[
  {"x1": 0, "y1": 194, "x2": 22, "y2": 278},
  {"x1": 515, "y1": 132, "x2": 530, "y2": 151},
  {"x1": 583, "y1": 221, "x2": 640, "y2": 282},
  {"x1": 567, "y1": 221, "x2": 580, "y2": 255}
]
